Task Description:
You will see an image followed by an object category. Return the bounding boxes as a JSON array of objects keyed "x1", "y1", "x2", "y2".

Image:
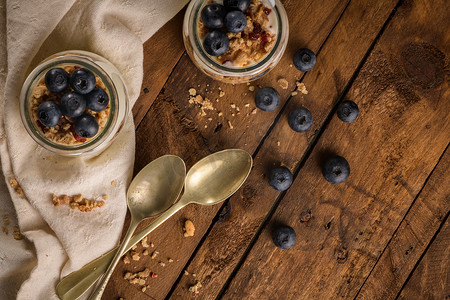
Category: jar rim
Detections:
[{"x1": 20, "y1": 51, "x2": 123, "y2": 155}]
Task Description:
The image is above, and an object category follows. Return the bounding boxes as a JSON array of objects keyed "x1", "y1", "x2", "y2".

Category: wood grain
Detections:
[
  {"x1": 105, "y1": 0, "x2": 351, "y2": 298},
  {"x1": 356, "y1": 147, "x2": 449, "y2": 300},
  {"x1": 397, "y1": 218, "x2": 450, "y2": 300},
  {"x1": 220, "y1": 0, "x2": 450, "y2": 298},
  {"x1": 132, "y1": 8, "x2": 187, "y2": 128},
  {"x1": 170, "y1": 0, "x2": 399, "y2": 298}
]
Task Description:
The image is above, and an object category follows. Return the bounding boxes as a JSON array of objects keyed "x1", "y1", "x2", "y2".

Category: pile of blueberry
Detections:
[
  {"x1": 201, "y1": 0, "x2": 250, "y2": 56},
  {"x1": 36, "y1": 67, "x2": 109, "y2": 141}
]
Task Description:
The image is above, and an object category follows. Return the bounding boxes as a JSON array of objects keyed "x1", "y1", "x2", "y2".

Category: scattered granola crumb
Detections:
[
  {"x1": 150, "y1": 242, "x2": 155, "y2": 248},
  {"x1": 111, "y1": 180, "x2": 117, "y2": 186},
  {"x1": 244, "y1": 103, "x2": 250, "y2": 107},
  {"x1": 296, "y1": 82, "x2": 308, "y2": 94},
  {"x1": 189, "y1": 281, "x2": 202, "y2": 295},
  {"x1": 227, "y1": 120, "x2": 234, "y2": 129},
  {"x1": 151, "y1": 251, "x2": 159, "y2": 259},
  {"x1": 277, "y1": 141, "x2": 280, "y2": 146},
  {"x1": 12, "y1": 227, "x2": 23, "y2": 240},
  {"x1": 230, "y1": 103, "x2": 236, "y2": 109},
  {"x1": 131, "y1": 251, "x2": 140, "y2": 261},
  {"x1": 141, "y1": 286, "x2": 147, "y2": 292},
  {"x1": 3, "y1": 216, "x2": 9, "y2": 225},
  {"x1": 291, "y1": 91, "x2": 298, "y2": 96},
  {"x1": 204, "y1": 125, "x2": 208, "y2": 128},
  {"x1": 246, "y1": 82, "x2": 250, "y2": 86},
  {"x1": 131, "y1": 245, "x2": 137, "y2": 251},
  {"x1": 143, "y1": 249, "x2": 149, "y2": 256},
  {"x1": 193, "y1": 273, "x2": 197, "y2": 277},
  {"x1": 52, "y1": 194, "x2": 105, "y2": 212},
  {"x1": 248, "y1": 86, "x2": 255, "y2": 92},
  {"x1": 123, "y1": 256, "x2": 130, "y2": 264},
  {"x1": 183, "y1": 220, "x2": 195, "y2": 237},
  {"x1": 231, "y1": 113, "x2": 235, "y2": 117},
  {"x1": 142, "y1": 236, "x2": 149, "y2": 248},
  {"x1": 208, "y1": 118, "x2": 213, "y2": 121},
  {"x1": 289, "y1": 64, "x2": 293, "y2": 67},
  {"x1": 218, "y1": 112, "x2": 223, "y2": 117},
  {"x1": 2, "y1": 226, "x2": 8, "y2": 234},
  {"x1": 278, "y1": 78, "x2": 289, "y2": 90},
  {"x1": 159, "y1": 261, "x2": 166, "y2": 267},
  {"x1": 102, "y1": 195, "x2": 108, "y2": 201},
  {"x1": 151, "y1": 272, "x2": 158, "y2": 278},
  {"x1": 184, "y1": 270, "x2": 189, "y2": 276},
  {"x1": 188, "y1": 88, "x2": 197, "y2": 96},
  {"x1": 168, "y1": 258, "x2": 174, "y2": 263},
  {"x1": 219, "y1": 90, "x2": 225, "y2": 97},
  {"x1": 124, "y1": 268, "x2": 151, "y2": 286},
  {"x1": 251, "y1": 109, "x2": 257, "y2": 115},
  {"x1": 9, "y1": 179, "x2": 24, "y2": 196}
]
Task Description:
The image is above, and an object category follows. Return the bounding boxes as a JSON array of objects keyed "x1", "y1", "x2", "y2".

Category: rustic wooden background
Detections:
[{"x1": 103, "y1": 0, "x2": 450, "y2": 298}]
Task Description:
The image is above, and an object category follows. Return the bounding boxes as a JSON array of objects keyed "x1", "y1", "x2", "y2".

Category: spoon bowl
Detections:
[
  {"x1": 127, "y1": 155, "x2": 186, "y2": 219},
  {"x1": 184, "y1": 149, "x2": 252, "y2": 205}
]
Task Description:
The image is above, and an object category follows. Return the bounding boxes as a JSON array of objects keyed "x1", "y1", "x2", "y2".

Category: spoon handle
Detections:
[
  {"x1": 88, "y1": 218, "x2": 139, "y2": 300},
  {"x1": 56, "y1": 201, "x2": 186, "y2": 300}
]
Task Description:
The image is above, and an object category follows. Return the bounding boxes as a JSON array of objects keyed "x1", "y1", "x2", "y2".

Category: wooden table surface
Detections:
[{"x1": 103, "y1": 0, "x2": 449, "y2": 299}]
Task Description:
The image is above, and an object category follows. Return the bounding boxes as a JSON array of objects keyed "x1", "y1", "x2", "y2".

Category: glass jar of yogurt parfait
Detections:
[
  {"x1": 19, "y1": 50, "x2": 129, "y2": 156},
  {"x1": 183, "y1": 0, "x2": 289, "y2": 83}
]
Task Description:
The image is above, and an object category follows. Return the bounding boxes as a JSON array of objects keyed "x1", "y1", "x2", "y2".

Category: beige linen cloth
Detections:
[{"x1": 0, "y1": 0, "x2": 188, "y2": 299}]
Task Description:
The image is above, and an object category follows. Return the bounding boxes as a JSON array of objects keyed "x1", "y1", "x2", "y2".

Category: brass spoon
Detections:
[
  {"x1": 87, "y1": 155, "x2": 186, "y2": 300},
  {"x1": 57, "y1": 149, "x2": 252, "y2": 300}
]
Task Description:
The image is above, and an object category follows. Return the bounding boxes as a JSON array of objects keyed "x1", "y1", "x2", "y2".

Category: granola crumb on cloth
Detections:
[{"x1": 52, "y1": 193, "x2": 106, "y2": 212}]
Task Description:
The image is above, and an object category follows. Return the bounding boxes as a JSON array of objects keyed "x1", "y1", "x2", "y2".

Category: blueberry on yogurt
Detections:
[
  {"x1": 203, "y1": 30, "x2": 230, "y2": 56},
  {"x1": 45, "y1": 68, "x2": 69, "y2": 93},
  {"x1": 201, "y1": 3, "x2": 227, "y2": 29},
  {"x1": 86, "y1": 88, "x2": 109, "y2": 112},
  {"x1": 74, "y1": 113, "x2": 99, "y2": 138},
  {"x1": 69, "y1": 68, "x2": 96, "y2": 95},
  {"x1": 225, "y1": 10, "x2": 247, "y2": 33},
  {"x1": 223, "y1": 0, "x2": 251, "y2": 12},
  {"x1": 37, "y1": 101, "x2": 62, "y2": 127},
  {"x1": 60, "y1": 92, "x2": 86, "y2": 118}
]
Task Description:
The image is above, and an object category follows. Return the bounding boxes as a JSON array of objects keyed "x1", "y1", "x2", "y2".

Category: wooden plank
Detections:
[
  {"x1": 219, "y1": 0, "x2": 450, "y2": 298},
  {"x1": 132, "y1": 8, "x2": 187, "y2": 128},
  {"x1": 397, "y1": 218, "x2": 450, "y2": 300},
  {"x1": 169, "y1": 0, "x2": 401, "y2": 299},
  {"x1": 105, "y1": 0, "x2": 353, "y2": 298},
  {"x1": 356, "y1": 147, "x2": 449, "y2": 299}
]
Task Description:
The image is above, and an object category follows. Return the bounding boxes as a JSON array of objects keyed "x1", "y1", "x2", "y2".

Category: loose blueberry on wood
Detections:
[
  {"x1": 69, "y1": 68, "x2": 96, "y2": 95},
  {"x1": 293, "y1": 48, "x2": 316, "y2": 72},
  {"x1": 37, "y1": 101, "x2": 62, "y2": 127},
  {"x1": 45, "y1": 68, "x2": 69, "y2": 93},
  {"x1": 203, "y1": 30, "x2": 230, "y2": 56},
  {"x1": 322, "y1": 155, "x2": 350, "y2": 184},
  {"x1": 288, "y1": 107, "x2": 313, "y2": 132},
  {"x1": 60, "y1": 92, "x2": 86, "y2": 118},
  {"x1": 223, "y1": 0, "x2": 251, "y2": 12},
  {"x1": 201, "y1": 3, "x2": 227, "y2": 29},
  {"x1": 273, "y1": 226, "x2": 296, "y2": 249},
  {"x1": 74, "y1": 113, "x2": 99, "y2": 138},
  {"x1": 337, "y1": 100, "x2": 359, "y2": 123},
  {"x1": 225, "y1": 10, "x2": 247, "y2": 33},
  {"x1": 255, "y1": 87, "x2": 280, "y2": 112},
  {"x1": 86, "y1": 88, "x2": 109, "y2": 112},
  {"x1": 268, "y1": 166, "x2": 293, "y2": 191}
]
